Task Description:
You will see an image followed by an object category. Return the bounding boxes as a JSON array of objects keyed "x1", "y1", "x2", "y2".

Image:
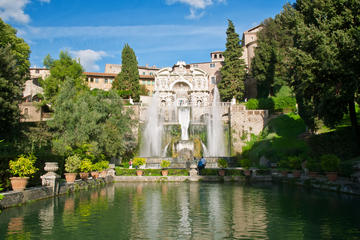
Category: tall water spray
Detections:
[
  {"x1": 178, "y1": 107, "x2": 190, "y2": 140},
  {"x1": 207, "y1": 86, "x2": 226, "y2": 156},
  {"x1": 140, "y1": 93, "x2": 163, "y2": 157}
]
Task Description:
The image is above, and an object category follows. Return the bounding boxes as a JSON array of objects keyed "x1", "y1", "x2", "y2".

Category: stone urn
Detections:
[
  {"x1": 189, "y1": 163, "x2": 198, "y2": 177},
  {"x1": 218, "y1": 169, "x2": 226, "y2": 177},
  {"x1": 136, "y1": 170, "x2": 143, "y2": 176},
  {"x1": 10, "y1": 177, "x2": 29, "y2": 191},
  {"x1": 292, "y1": 170, "x2": 301, "y2": 178},
  {"x1": 244, "y1": 169, "x2": 251, "y2": 176},
  {"x1": 41, "y1": 162, "x2": 60, "y2": 187}
]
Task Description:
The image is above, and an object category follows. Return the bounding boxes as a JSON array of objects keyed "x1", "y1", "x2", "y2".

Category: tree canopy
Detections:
[
  {"x1": 218, "y1": 20, "x2": 247, "y2": 102},
  {"x1": 49, "y1": 79, "x2": 136, "y2": 159},
  {"x1": 112, "y1": 44, "x2": 140, "y2": 101},
  {"x1": 0, "y1": 19, "x2": 30, "y2": 136},
  {"x1": 40, "y1": 51, "x2": 86, "y2": 106}
]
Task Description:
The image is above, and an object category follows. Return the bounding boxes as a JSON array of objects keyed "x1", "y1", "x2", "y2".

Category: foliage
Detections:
[
  {"x1": 246, "y1": 99, "x2": 258, "y2": 110},
  {"x1": 277, "y1": 158, "x2": 290, "y2": 170},
  {"x1": 97, "y1": 161, "x2": 109, "y2": 171},
  {"x1": 9, "y1": 154, "x2": 38, "y2": 177},
  {"x1": 132, "y1": 157, "x2": 146, "y2": 168},
  {"x1": 79, "y1": 159, "x2": 92, "y2": 173},
  {"x1": 218, "y1": 20, "x2": 246, "y2": 101},
  {"x1": 240, "y1": 158, "x2": 251, "y2": 169},
  {"x1": 49, "y1": 80, "x2": 136, "y2": 159},
  {"x1": 160, "y1": 160, "x2": 171, "y2": 169},
  {"x1": 0, "y1": 18, "x2": 30, "y2": 135},
  {"x1": 64, "y1": 155, "x2": 81, "y2": 173},
  {"x1": 273, "y1": 96, "x2": 296, "y2": 112},
  {"x1": 40, "y1": 51, "x2": 86, "y2": 105},
  {"x1": 288, "y1": 156, "x2": 302, "y2": 170},
  {"x1": 112, "y1": 44, "x2": 140, "y2": 101},
  {"x1": 0, "y1": 187, "x2": 3, "y2": 200},
  {"x1": 217, "y1": 158, "x2": 228, "y2": 168},
  {"x1": 115, "y1": 167, "x2": 188, "y2": 176},
  {"x1": 251, "y1": 16, "x2": 292, "y2": 98},
  {"x1": 321, "y1": 154, "x2": 340, "y2": 172},
  {"x1": 306, "y1": 158, "x2": 321, "y2": 172}
]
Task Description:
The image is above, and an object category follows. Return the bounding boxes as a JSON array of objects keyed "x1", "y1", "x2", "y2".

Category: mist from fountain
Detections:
[
  {"x1": 207, "y1": 86, "x2": 226, "y2": 156},
  {"x1": 140, "y1": 93, "x2": 163, "y2": 157},
  {"x1": 178, "y1": 107, "x2": 190, "y2": 140}
]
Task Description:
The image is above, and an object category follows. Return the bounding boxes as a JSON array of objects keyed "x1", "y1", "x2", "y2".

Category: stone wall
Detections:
[{"x1": 230, "y1": 105, "x2": 268, "y2": 154}]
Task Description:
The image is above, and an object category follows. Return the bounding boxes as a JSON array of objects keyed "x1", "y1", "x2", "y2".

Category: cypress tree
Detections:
[
  {"x1": 218, "y1": 20, "x2": 246, "y2": 102},
  {"x1": 113, "y1": 44, "x2": 140, "y2": 101}
]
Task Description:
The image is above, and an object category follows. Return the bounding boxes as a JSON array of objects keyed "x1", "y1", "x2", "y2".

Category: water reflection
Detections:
[{"x1": 0, "y1": 182, "x2": 359, "y2": 239}]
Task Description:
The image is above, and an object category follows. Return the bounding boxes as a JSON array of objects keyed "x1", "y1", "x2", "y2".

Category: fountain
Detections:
[{"x1": 140, "y1": 61, "x2": 229, "y2": 168}]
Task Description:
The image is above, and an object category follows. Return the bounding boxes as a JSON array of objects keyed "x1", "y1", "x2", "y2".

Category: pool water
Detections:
[{"x1": 0, "y1": 182, "x2": 359, "y2": 239}]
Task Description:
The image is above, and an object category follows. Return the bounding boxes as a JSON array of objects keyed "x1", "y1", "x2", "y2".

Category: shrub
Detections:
[
  {"x1": 133, "y1": 157, "x2": 146, "y2": 168},
  {"x1": 288, "y1": 156, "x2": 302, "y2": 170},
  {"x1": 160, "y1": 160, "x2": 171, "y2": 169},
  {"x1": 97, "y1": 160, "x2": 109, "y2": 171},
  {"x1": 9, "y1": 154, "x2": 38, "y2": 177},
  {"x1": 240, "y1": 158, "x2": 251, "y2": 169},
  {"x1": 258, "y1": 98, "x2": 275, "y2": 112},
  {"x1": 217, "y1": 158, "x2": 228, "y2": 168},
  {"x1": 306, "y1": 158, "x2": 321, "y2": 172},
  {"x1": 201, "y1": 169, "x2": 219, "y2": 176},
  {"x1": 321, "y1": 154, "x2": 340, "y2": 172},
  {"x1": 277, "y1": 158, "x2": 290, "y2": 170},
  {"x1": 246, "y1": 99, "x2": 258, "y2": 110},
  {"x1": 65, "y1": 155, "x2": 81, "y2": 173},
  {"x1": 79, "y1": 159, "x2": 92, "y2": 173},
  {"x1": 273, "y1": 96, "x2": 296, "y2": 112}
]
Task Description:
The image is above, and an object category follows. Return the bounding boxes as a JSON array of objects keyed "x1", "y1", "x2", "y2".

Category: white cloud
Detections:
[
  {"x1": 0, "y1": 0, "x2": 30, "y2": 24},
  {"x1": 0, "y1": 0, "x2": 50, "y2": 24},
  {"x1": 71, "y1": 49, "x2": 107, "y2": 72},
  {"x1": 19, "y1": 25, "x2": 225, "y2": 39},
  {"x1": 166, "y1": 0, "x2": 226, "y2": 19}
]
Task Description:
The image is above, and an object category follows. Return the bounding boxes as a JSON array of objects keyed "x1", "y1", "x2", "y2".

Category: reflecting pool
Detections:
[{"x1": 1, "y1": 182, "x2": 359, "y2": 239}]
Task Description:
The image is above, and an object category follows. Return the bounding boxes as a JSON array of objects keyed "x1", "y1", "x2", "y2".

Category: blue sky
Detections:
[{"x1": 1, "y1": 0, "x2": 293, "y2": 72}]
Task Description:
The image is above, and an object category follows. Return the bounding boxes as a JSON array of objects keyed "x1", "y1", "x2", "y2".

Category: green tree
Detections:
[
  {"x1": 49, "y1": 79, "x2": 136, "y2": 159},
  {"x1": 113, "y1": 44, "x2": 140, "y2": 101},
  {"x1": 218, "y1": 20, "x2": 246, "y2": 102},
  {"x1": 285, "y1": 0, "x2": 360, "y2": 142},
  {"x1": 40, "y1": 51, "x2": 85, "y2": 106},
  {"x1": 251, "y1": 15, "x2": 293, "y2": 98},
  {"x1": 0, "y1": 19, "x2": 30, "y2": 135}
]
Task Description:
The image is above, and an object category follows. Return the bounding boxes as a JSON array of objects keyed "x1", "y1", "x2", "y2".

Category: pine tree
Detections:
[
  {"x1": 113, "y1": 44, "x2": 140, "y2": 101},
  {"x1": 218, "y1": 20, "x2": 246, "y2": 102}
]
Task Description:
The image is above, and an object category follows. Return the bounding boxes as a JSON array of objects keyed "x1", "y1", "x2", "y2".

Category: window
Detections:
[
  {"x1": 95, "y1": 78, "x2": 99, "y2": 83},
  {"x1": 150, "y1": 72, "x2": 153, "y2": 76},
  {"x1": 35, "y1": 69, "x2": 40, "y2": 74},
  {"x1": 219, "y1": 54, "x2": 222, "y2": 58},
  {"x1": 109, "y1": 79, "x2": 113, "y2": 84},
  {"x1": 105, "y1": 79, "x2": 108, "y2": 84},
  {"x1": 143, "y1": 72, "x2": 146, "y2": 75},
  {"x1": 24, "y1": 108, "x2": 28, "y2": 115},
  {"x1": 210, "y1": 63, "x2": 215, "y2": 68},
  {"x1": 90, "y1": 78, "x2": 94, "y2": 83},
  {"x1": 214, "y1": 54, "x2": 217, "y2": 59},
  {"x1": 211, "y1": 76, "x2": 216, "y2": 84}
]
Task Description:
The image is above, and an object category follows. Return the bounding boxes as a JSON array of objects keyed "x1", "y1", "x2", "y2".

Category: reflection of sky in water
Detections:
[{"x1": 0, "y1": 182, "x2": 359, "y2": 239}]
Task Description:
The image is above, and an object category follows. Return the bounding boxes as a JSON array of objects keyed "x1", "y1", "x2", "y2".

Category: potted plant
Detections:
[
  {"x1": 160, "y1": 160, "x2": 171, "y2": 176},
  {"x1": 98, "y1": 161, "x2": 110, "y2": 178},
  {"x1": 133, "y1": 157, "x2": 146, "y2": 176},
  {"x1": 321, "y1": 154, "x2": 340, "y2": 181},
  {"x1": 79, "y1": 159, "x2": 92, "y2": 180},
  {"x1": 306, "y1": 158, "x2": 321, "y2": 177},
  {"x1": 217, "y1": 158, "x2": 228, "y2": 176},
  {"x1": 64, "y1": 155, "x2": 81, "y2": 183},
  {"x1": 288, "y1": 156, "x2": 302, "y2": 178},
  {"x1": 278, "y1": 158, "x2": 290, "y2": 177},
  {"x1": 91, "y1": 162, "x2": 100, "y2": 179},
  {"x1": 240, "y1": 158, "x2": 251, "y2": 176},
  {"x1": 9, "y1": 154, "x2": 38, "y2": 191}
]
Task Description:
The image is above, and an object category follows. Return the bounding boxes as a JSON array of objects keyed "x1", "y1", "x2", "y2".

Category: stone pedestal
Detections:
[
  {"x1": 41, "y1": 162, "x2": 60, "y2": 191},
  {"x1": 189, "y1": 163, "x2": 198, "y2": 177},
  {"x1": 107, "y1": 164, "x2": 116, "y2": 177}
]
